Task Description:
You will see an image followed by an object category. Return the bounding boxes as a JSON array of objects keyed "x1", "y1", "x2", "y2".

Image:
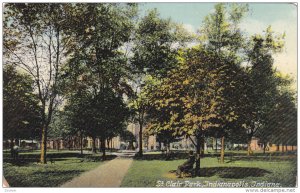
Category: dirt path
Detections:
[{"x1": 61, "y1": 157, "x2": 133, "y2": 187}]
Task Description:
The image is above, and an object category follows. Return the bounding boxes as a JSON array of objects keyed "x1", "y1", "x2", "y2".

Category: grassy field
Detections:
[
  {"x1": 121, "y1": 152, "x2": 297, "y2": 188},
  {"x1": 3, "y1": 151, "x2": 113, "y2": 187}
]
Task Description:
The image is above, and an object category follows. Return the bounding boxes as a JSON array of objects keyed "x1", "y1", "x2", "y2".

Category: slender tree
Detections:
[{"x1": 3, "y1": 4, "x2": 72, "y2": 163}]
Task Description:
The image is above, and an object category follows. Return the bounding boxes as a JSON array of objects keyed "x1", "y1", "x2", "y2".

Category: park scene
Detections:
[{"x1": 2, "y1": 2, "x2": 297, "y2": 188}]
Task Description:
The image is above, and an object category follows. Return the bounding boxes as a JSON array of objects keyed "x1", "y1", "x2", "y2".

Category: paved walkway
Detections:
[{"x1": 61, "y1": 157, "x2": 133, "y2": 187}]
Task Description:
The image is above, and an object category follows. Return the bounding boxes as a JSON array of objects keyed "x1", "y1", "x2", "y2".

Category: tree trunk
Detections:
[
  {"x1": 263, "y1": 142, "x2": 267, "y2": 154},
  {"x1": 101, "y1": 138, "x2": 106, "y2": 160},
  {"x1": 92, "y1": 137, "x2": 97, "y2": 154},
  {"x1": 138, "y1": 122, "x2": 143, "y2": 157},
  {"x1": 32, "y1": 139, "x2": 34, "y2": 151},
  {"x1": 276, "y1": 144, "x2": 280, "y2": 151},
  {"x1": 159, "y1": 141, "x2": 162, "y2": 151},
  {"x1": 167, "y1": 142, "x2": 170, "y2": 154},
  {"x1": 220, "y1": 136, "x2": 225, "y2": 163},
  {"x1": 215, "y1": 137, "x2": 218, "y2": 153},
  {"x1": 111, "y1": 138, "x2": 113, "y2": 151},
  {"x1": 80, "y1": 132, "x2": 83, "y2": 155},
  {"x1": 40, "y1": 126, "x2": 48, "y2": 164},
  {"x1": 292, "y1": 145, "x2": 294, "y2": 151},
  {"x1": 247, "y1": 137, "x2": 252, "y2": 156},
  {"x1": 200, "y1": 137, "x2": 205, "y2": 157},
  {"x1": 285, "y1": 144, "x2": 288, "y2": 152},
  {"x1": 107, "y1": 139, "x2": 110, "y2": 152},
  {"x1": 10, "y1": 138, "x2": 14, "y2": 158},
  {"x1": 282, "y1": 143, "x2": 284, "y2": 153},
  {"x1": 195, "y1": 136, "x2": 201, "y2": 176}
]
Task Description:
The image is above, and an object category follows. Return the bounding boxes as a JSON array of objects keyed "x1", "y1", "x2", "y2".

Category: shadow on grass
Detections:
[
  {"x1": 3, "y1": 154, "x2": 117, "y2": 166},
  {"x1": 200, "y1": 167, "x2": 271, "y2": 178},
  {"x1": 31, "y1": 169, "x2": 84, "y2": 176},
  {"x1": 230, "y1": 155, "x2": 297, "y2": 162},
  {"x1": 5, "y1": 170, "x2": 85, "y2": 187},
  {"x1": 169, "y1": 167, "x2": 271, "y2": 179},
  {"x1": 134, "y1": 152, "x2": 190, "y2": 161}
]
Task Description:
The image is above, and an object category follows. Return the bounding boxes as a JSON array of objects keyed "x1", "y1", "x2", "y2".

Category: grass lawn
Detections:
[
  {"x1": 121, "y1": 152, "x2": 297, "y2": 188},
  {"x1": 3, "y1": 151, "x2": 113, "y2": 187}
]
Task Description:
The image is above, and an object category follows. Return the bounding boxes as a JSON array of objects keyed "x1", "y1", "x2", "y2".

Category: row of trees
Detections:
[{"x1": 3, "y1": 3, "x2": 297, "y2": 176}]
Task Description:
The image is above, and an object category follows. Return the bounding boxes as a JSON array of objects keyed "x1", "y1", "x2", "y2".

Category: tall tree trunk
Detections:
[
  {"x1": 285, "y1": 144, "x2": 288, "y2": 152},
  {"x1": 92, "y1": 137, "x2": 97, "y2": 154},
  {"x1": 263, "y1": 141, "x2": 267, "y2": 154},
  {"x1": 107, "y1": 139, "x2": 110, "y2": 152},
  {"x1": 167, "y1": 142, "x2": 170, "y2": 154},
  {"x1": 10, "y1": 138, "x2": 14, "y2": 158},
  {"x1": 220, "y1": 136, "x2": 225, "y2": 163},
  {"x1": 110, "y1": 138, "x2": 113, "y2": 152},
  {"x1": 200, "y1": 137, "x2": 205, "y2": 157},
  {"x1": 282, "y1": 143, "x2": 284, "y2": 153},
  {"x1": 247, "y1": 137, "x2": 252, "y2": 156},
  {"x1": 159, "y1": 141, "x2": 162, "y2": 151},
  {"x1": 215, "y1": 137, "x2": 218, "y2": 153},
  {"x1": 276, "y1": 144, "x2": 280, "y2": 151},
  {"x1": 40, "y1": 125, "x2": 48, "y2": 164},
  {"x1": 292, "y1": 145, "x2": 294, "y2": 151},
  {"x1": 101, "y1": 138, "x2": 106, "y2": 160},
  {"x1": 80, "y1": 132, "x2": 83, "y2": 156},
  {"x1": 195, "y1": 136, "x2": 201, "y2": 176},
  {"x1": 68, "y1": 136, "x2": 71, "y2": 150},
  {"x1": 32, "y1": 139, "x2": 34, "y2": 151},
  {"x1": 138, "y1": 122, "x2": 143, "y2": 157},
  {"x1": 57, "y1": 140, "x2": 60, "y2": 151}
]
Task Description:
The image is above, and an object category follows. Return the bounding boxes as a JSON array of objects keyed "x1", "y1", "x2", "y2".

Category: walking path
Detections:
[{"x1": 61, "y1": 157, "x2": 133, "y2": 187}]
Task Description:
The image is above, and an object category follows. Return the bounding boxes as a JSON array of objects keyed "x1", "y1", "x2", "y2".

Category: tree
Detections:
[
  {"x1": 48, "y1": 110, "x2": 74, "y2": 152},
  {"x1": 201, "y1": 3, "x2": 249, "y2": 58},
  {"x1": 150, "y1": 46, "x2": 242, "y2": 175},
  {"x1": 3, "y1": 65, "x2": 41, "y2": 155},
  {"x1": 64, "y1": 85, "x2": 130, "y2": 159},
  {"x1": 267, "y1": 75, "x2": 297, "y2": 152},
  {"x1": 130, "y1": 9, "x2": 193, "y2": 157},
  {"x1": 129, "y1": 83, "x2": 149, "y2": 156},
  {"x1": 200, "y1": 3, "x2": 249, "y2": 162},
  {"x1": 242, "y1": 26, "x2": 285, "y2": 156},
  {"x1": 4, "y1": 4, "x2": 72, "y2": 163},
  {"x1": 132, "y1": 9, "x2": 178, "y2": 78},
  {"x1": 58, "y1": 3, "x2": 138, "y2": 159}
]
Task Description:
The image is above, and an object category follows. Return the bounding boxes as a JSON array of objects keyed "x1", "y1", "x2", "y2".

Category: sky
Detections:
[{"x1": 139, "y1": 2, "x2": 298, "y2": 85}]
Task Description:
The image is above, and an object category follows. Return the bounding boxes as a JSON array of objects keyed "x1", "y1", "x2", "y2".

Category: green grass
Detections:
[
  {"x1": 121, "y1": 153, "x2": 297, "y2": 188},
  {"x1": 3, "y1": 151, "x2": 110, "y2": 187}
]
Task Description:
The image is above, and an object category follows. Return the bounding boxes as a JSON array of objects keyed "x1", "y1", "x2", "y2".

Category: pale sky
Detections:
[{"x1": 140, "y1": 3, "x2": 297, "y2": 84}]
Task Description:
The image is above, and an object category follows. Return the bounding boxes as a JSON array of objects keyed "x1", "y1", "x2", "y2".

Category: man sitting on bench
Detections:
[{"x1": 176, "y1": 150, "x2": 195, "y2": 178}]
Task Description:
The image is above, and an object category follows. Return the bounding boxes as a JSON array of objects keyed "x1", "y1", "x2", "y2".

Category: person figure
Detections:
[
  {"x1": 13, "y1": 145, "x2": 19, "y2": 160},
  {"x1": 176, "y1": 150, "x2": 195, "y2": 178}
]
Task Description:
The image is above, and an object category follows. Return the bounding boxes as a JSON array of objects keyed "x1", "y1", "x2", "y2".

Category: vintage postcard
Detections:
[{"x1": 1, "y1": 1, "x2": 298, "y2": 193}]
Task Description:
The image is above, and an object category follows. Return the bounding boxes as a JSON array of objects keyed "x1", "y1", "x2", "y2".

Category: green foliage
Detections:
[
  {"x1": 201, "y1": 3, "x2": 249, "y2": 57},
  {"x1": 64, "y1": 87, "x2": 130, "y2": 141},
  {"x1": 63, "y1": 3, "x2": 137, "y2": 96},
  {"x1": 120, "y1": 130, "x2": 136, "y2": 142},
  {"x1": 3, "y1": 65, "x2": 42, "y2": 140},
  {"x1": 242, "y1": 26, "x2": 287, "y2": 144},
  {"x1": 149, "y1": 47, "x2": 242, "y2": 138},
  {"x1": 132, "y1": 9, "x2": 191, "y2": 78}
]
